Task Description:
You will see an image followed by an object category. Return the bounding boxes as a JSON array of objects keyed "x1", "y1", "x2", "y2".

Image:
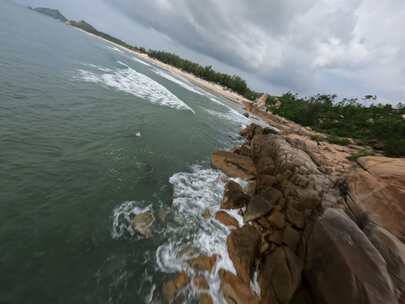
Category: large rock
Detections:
[
  {"x1": 305, "y1": 208, "x2": 397, "y2": 304},
  {"x1": 227, "y1": 225, "x2": 261, "y2": 284},
  {"x1": 215, "y1": 211, "x2": 239, "y2": 229},
  {"x1": 189, "y1": 255, "x2": 219, "y2": 273},
  {"x1": 244, "y1": 195, "x2": 273, "y2": 222},
  {"x1": 219, "y1": 269, "x2": 259, "y2": 304},
  {"x1": 212, "y1": 150, "x2": 256, "y2": 179},
  {"x1": 132, "y1": 211, "x2": 155, "y2": 238},
  {"x1": 162, "y1": 272, "x2": 189, "y2": 303},
  {"x1": 259, "y1": 246, "x2": 303, "y2": 304},
  {"x1": 365, "y1": 224, "x2": 405, "y2": 302},
  {"x1": 346, "y1": 161, "x2": 405, "y2": 242},
  {"x1": 221, "y1": 180, "x2": 250, "y2": 209}
]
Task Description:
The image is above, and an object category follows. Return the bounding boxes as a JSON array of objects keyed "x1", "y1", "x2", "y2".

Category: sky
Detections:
[{"x1": 15, "y1": 0, "x2": 405, "y2": 102}]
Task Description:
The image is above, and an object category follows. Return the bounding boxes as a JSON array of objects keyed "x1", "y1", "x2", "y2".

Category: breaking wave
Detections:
[
  {"x1": 76, "y1": 62, "x2": 195, "y2": 113},
  {"x1": 132, "y1": 56, "x2": 152, "y2": 67},
  {"x1": 152, "y1": 68, "x2": 205, "y2": 96}
]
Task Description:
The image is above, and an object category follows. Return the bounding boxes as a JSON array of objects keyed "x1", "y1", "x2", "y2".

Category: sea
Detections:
[{"x1": 0, "y1": 1, "x2": 258, "y2": 303}]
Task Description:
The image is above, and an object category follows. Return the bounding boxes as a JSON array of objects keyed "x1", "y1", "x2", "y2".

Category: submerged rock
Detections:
[
  {"x1": 132, "y1": 211, "x2": 155, "y2": 238},
  {"x1": 227, "y1": 225, "x2": 261, "y2": 283},
  {"x1": 211, "y1": 150, "x2": 256, "y2": 179},
  {"x1": 189, "y1": 255, "x2": 219, "y2": 273},
  {"x1": 162, "y1": 272, "x2": 189, "y2": 304}
]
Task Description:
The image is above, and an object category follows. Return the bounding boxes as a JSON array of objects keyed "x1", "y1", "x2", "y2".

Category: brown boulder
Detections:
[
  {"x1": 189, "y1": 255, "x2": 219, "y2": 273},
  {"x1": 215, "y1": 211, "x2": 239, "y2": 229},
  {"x1": 347, "y1": 156, "x2": 405, "y2": 242},
  {"x1": 227, "y1": 225, "x2": 261, "y2": 284},
  {"x1": 256, "y1": 174, "x2": 277, "y2": 193},
  {"x1": 259, "y1": 246, "x2": 303, "y2": 304},
  {"x1": 267, "y1": 207, "x2": 286, "y2": 230},
  {"x1": 365, "y1": 224, "x2": 405, "y2": 302},
  {"x1": 162, "y1": 272, "x2": 189, "y2": 303},
  {"x1": 244, "y1": 195, "x2": 273, "y2": 222},
  {"x1": 221, "y1": 180, "x2": 250, "y2": 210},
  {"x1": 193, "y1": 275, "x2": 209, "y2": 290},
  {"x1": 219, "y1": 269, "x2": 259, "y2": 304},
  {"x1": 282, "y1": 224, "x2": 301, "y2": 252},
  {"x1": 305, "y1": 208, "x2": 397, "y2": 304},
  {"x1": 286, "y1": 206, "x2": 305, "y2": 229},
  {"x1": 212, "y1": 150, "x2": 256, "y2": 179},
  {"x1": 260, "y1": 187, "x2": 284, "y2": 207},
  {"x1": 347, "y1": 166, "x2": 405, "y2": 242},
  {"x1": 199, "y1": 293, "x2": 214, "y2": 304}
]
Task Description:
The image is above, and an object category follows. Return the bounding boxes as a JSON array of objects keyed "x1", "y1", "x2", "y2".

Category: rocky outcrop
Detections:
[
  {"x1": 221, "y1": 180, "x2": 250, "y2": 209},
  {"x1": 162, "y1": 272, "x2": 189, "y2": 303},
  {"x1": 346, "y1": 156, "x2": 405, "y2": 242},
  {"x1": 260, "y1": 246, "x2": 303, "y2": 304},
  {"x1": 227, "y1": 225, "x2": 261, "y2": 284},
  {"x1": 211, "y1": 150, "x2": 256, "y2": 179},
  {"x1": 188, "y1": 255, "x2": 219, "y2": 273},
  {"x1": 205, "y1": 123, "x2": 404, "y2": 304},
  {"x1": 305, "y1": 208, "x2": 397, "y2": 304},
  {"x1": 219, "y1": 269, "x2": 259, "y2": 304}
]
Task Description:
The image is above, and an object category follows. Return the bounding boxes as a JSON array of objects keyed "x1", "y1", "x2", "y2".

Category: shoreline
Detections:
[{"x1": 72, "y1": 26, "x2": 254, "y2": 107}]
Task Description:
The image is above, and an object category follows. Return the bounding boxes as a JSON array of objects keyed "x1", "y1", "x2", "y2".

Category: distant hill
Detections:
[{"x1": 30, "y1": 7, "x2": 67, "y2": 22}]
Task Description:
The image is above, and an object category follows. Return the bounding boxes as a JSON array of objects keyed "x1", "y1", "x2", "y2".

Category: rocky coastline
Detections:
[{"x1": 160, "y1": 116, "x2": 405, "y2": 303}]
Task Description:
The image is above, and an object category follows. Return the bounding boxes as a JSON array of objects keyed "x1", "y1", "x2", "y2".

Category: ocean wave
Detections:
[
  {"x1": 105, "y1": 45, "x2": 123, "y2": 53},
  {"x1": 132, "y1": 56, "x2": 152, "y2": 67},
  {"x1": 205, "y1": 108, "x2": 250, "y2": 126},
  {"x1": 154, "y1": 165, "x2": 243, "y2": 302},
  {"x1": 152, "y1": 68, "x2": 205, "y2": 96},
  {"x1": 76, "y1": 63, "x2": 195, "y2": 113}
]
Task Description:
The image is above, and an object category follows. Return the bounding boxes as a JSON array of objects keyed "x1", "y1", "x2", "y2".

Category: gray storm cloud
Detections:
[
  {"x1": 109, "y1": 0, "x2": 405, "y2": 100},
  {"x1": 16, "y1": 0, "x2": 405, "y2": 100}
]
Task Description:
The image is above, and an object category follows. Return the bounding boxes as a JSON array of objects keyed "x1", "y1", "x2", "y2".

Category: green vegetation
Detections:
[
  {"x1": 267, "y1": 93, "x2": 405, "y2": 156},
  {"x1": 148, "y1": 51, "x2": 258, "y2": 100},
  {"x1": 347, "y1": 149, "x2": 374, "y2": 162},
  {"x1": 67, "y1": 20, "x2": 258, "y2": 100},
  {"x1": 30, "y1": 7, "x2": 67, "y2": 22}
]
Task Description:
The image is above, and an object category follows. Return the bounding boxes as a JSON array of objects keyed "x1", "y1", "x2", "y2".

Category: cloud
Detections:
[{"x1": 108, "y1": 0, "x2": 405, "y2": 100}]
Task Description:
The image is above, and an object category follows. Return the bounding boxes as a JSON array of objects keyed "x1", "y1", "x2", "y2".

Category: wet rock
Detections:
[
  {"x1": 189, "y1": 255, "x2": 219, "y2": 273},
  {"x1": 193, "y1": 275, "x2": 209, "y2": 290},
  {"x1": 215, "y1": 211, "x2": 239, "y2": 229},
  {"x1": 257, "y1": 217, "x2": 272, "y2": 230},
  {"x1": 227, "y1": 225, "x2": 261, "y2": 283},
  {"x1": 244, "y1": 195, "x2": 273, "y2": 222},
  {"x1": 199, "y1": 293, "x2": 214, "y2": 304},
  {"x1": 132, "y1": 211, "x2": 155, "y2": 238},
  {"x1": 305, "y1": 208, "x2": 397, "y2": 304},
  {"x1": 162, "y1": 272, "x2": 189, "y2": 304},
  {"x1": 282, "y1": 224, "x2": 301, "y2": 252},
  {"x1": 221, "y1": 180, "x2": 250, "y2": 209},
  {"x1": 158, "y1": 208, "x2": 170, "y2": 222},
  {"x1": 202, "y1": 208, "x2": 212, "y2": 220},
  {"x1": 365, "y1": 224, "x2": 405, "y2": 302},
  {"x1": 243, "y1": 112, "x2": 250, "y2": 118},
  {"x1": 256, "y1": 157, "x2": 276, "y2": 175},
  {"x1": 259, "y1": 246, "x2": 303, "y2": 304},
  {"x1": 245, "y1": 180, "x2": 257, "y2": 196},
  {"x1": 211, "y1": 150, "x2": 256, "y2": 179},
  {"x1": 267, "y1": 230, "x2": 283, "y2": 245},
  {"x1": 219, "y1": 269, "x2": 260, "y2": 304},
  {"x1": 267, "y1": 207, "x2": 286, "y2": 230}
]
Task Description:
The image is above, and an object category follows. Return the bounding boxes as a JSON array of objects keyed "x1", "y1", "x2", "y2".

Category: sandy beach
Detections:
[{"x1": 73, "y1": 26, "x2": 254, "y2": 107}]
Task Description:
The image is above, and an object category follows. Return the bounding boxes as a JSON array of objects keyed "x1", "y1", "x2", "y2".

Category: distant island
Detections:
[{"x1": 29, "y1": 7, "x2": 67, "y2": 23}]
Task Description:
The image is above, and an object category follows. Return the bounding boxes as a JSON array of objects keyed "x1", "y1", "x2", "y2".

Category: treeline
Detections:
[
  {"x1": 148, "y1": 51, "x2": 258, "y2": 100},
  {"x1": 68, "y1": 20, "x2": 146, "y2": 54},
  {"x1": 266, "y1": 93, "x2": 405, "y2": 156},
  {"x1": 68, "y1": 20, "x2": 258, "y2": 100}
]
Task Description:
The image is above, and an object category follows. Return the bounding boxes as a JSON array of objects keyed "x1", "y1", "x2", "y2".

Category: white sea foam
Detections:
[
  {"x1": 105, "y1": 45, "x2": 123, "y2": 53},
  {"x1": 111, "y1": 201, "x2": 151, "y2": 239},
  {"x1": 152, "y1": 68, "x2": 205, "y2": 96},
  {"x1": 132, "y1": 56, "x2": 152, "y2": 67},
  {"x1": 153, "y1": 165, "x2": 244, "y2": 302},
  {"x1": 76, "y1": 63, "x2": 195, "y2": 113},
  {"x1": 205, "y1": 108, "x2": 250, "y2": 126}
]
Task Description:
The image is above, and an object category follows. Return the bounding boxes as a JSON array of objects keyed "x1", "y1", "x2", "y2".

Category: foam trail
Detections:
[
  {"x1": 105, "y1": 45, "x2": 123, "y2": 53},
  {"x1": 152, "y1": 68, "x2": 205, "y2": 96},
  {"x1": 132, "y1": 56, "x2": 152, "y2": 67},
  {"x1": 76, "y1": 63, "x2": 195, "y2": 113}
]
